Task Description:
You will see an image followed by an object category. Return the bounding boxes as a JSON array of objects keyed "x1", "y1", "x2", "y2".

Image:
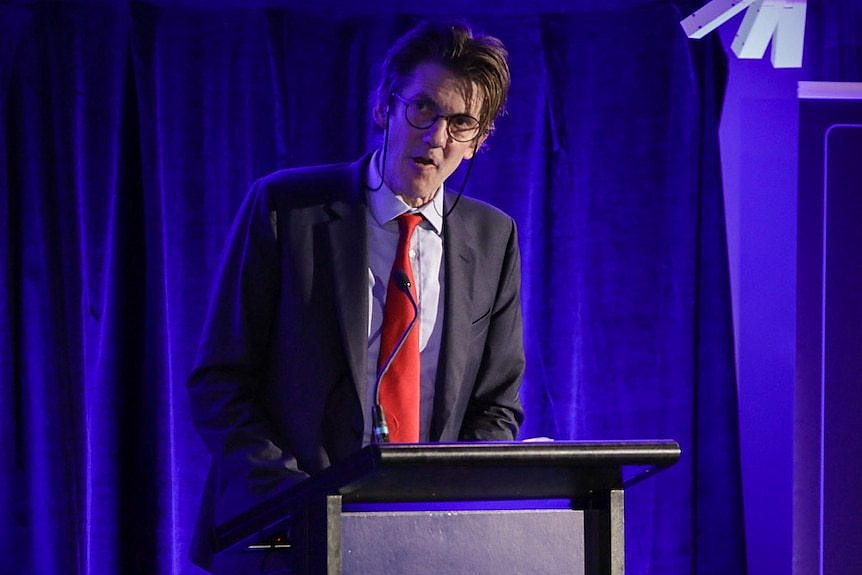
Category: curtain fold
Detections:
[{"x1": 1, "y1": 2, "x2": 747, "y2": 573}]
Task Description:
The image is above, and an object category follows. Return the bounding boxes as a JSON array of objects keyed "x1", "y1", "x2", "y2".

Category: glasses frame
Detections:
[{"x1": 391, "y1": 93, "x2": 483, "y2": 143}]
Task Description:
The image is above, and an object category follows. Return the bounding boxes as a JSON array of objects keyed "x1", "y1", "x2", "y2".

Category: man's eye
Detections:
[{"x1": 413, "y1": 100, "x2": 434, "y2": 114}]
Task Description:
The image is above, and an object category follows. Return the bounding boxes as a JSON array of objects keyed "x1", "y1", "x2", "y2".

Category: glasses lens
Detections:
[
  {"x1": 448, "y1": 115, "x2": 480, "y2": 142},
  {"x1": 405, "y1": 100, "x2": 436, "y2": 129}
]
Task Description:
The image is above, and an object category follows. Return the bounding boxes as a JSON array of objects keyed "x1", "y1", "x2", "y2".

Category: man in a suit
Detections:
[{"x1": 188, "y1": 19, "x2": 524, "y2": 574}]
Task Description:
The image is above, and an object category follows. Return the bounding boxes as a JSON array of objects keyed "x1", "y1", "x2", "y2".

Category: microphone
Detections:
[{"x1": 372, "y1": 270, "x2": 419, "y2": 444}]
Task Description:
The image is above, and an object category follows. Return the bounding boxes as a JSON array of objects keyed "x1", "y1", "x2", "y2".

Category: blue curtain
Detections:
[{"x1": 1, "y1": 1, "x2": 749, "y2": 573}]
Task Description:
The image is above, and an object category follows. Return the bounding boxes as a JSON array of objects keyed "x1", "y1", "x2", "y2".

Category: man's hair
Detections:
[{"x1": 375, "y1": 20, "x2": 510, "y2": 137}]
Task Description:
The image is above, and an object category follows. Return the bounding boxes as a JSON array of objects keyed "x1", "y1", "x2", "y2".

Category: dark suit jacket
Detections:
[{"x1": 187, "y1": 154, "x2": 525, "y2": 568}]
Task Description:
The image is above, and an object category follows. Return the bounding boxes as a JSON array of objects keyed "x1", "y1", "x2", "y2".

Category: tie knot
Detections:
[{"x1": 397, "y1": 212, "x2": 423, "y2": 236}]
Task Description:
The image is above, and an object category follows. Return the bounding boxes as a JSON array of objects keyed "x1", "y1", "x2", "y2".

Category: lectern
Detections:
[{"x1": 215, "y1": 440, "x2": 680, "y2": 574}]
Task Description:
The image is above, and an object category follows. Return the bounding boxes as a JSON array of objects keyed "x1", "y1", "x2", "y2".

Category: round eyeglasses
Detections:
[{"x1": 392, "y1": 93, "x2": 482, "y2": 143}]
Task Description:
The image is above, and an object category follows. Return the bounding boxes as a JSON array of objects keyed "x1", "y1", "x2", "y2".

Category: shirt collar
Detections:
[{"x1": 366, "y1": 150, "x2": 444, "y2": 234}]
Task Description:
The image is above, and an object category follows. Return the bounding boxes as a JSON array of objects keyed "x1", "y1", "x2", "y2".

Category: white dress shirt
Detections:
[{"x1": 364, "y1": 151, "x2": 444, "y2": 443}]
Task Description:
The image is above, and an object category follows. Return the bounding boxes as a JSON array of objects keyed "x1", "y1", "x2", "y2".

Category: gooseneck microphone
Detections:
[{"x1": 372, "y1": 270, "x2": 419, "y2": 444}]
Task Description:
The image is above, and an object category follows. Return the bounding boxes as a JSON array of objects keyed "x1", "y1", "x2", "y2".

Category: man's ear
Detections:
[{"x1": 373, "y1": 102, "x2": 388, "y2": 129}]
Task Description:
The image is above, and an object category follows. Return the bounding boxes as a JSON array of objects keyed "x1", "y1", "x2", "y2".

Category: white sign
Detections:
[{"x1": 680, "y1": 0, "x2": 807, "y2": 68}]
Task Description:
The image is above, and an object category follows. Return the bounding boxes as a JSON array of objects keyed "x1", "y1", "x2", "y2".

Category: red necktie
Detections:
[{"x1": 377, "y1": 213, "x2": 423, "y2": 443}]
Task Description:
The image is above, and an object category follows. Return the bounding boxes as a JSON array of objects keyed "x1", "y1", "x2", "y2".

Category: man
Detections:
[{"x1": 188, "y1": 19, "x2": 524, "y2": 573}]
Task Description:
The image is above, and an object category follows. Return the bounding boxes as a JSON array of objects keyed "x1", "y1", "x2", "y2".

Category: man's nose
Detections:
[{"x1": 423, "y1": 116, "x2": 450, "y2": 147}]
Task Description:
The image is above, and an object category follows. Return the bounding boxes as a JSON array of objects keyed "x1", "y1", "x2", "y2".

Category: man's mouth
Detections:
[{"x1": 412, "y1": 157, "x2": 436, "y2": 168}]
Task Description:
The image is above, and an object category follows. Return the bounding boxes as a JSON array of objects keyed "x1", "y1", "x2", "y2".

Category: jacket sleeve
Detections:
[
  {"x1": 187, "y1": 181, "x2": 308, "y2": 522},
  {"x1": 459, "y1": 217, "x2": 525, "y2": 441}
]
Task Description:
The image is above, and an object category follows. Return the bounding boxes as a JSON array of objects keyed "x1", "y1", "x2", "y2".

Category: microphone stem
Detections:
[{"x1": 372, "y1": 270, "x2": 419, "y2": 444}]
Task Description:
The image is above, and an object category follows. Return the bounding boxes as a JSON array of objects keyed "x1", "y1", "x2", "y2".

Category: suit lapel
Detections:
[
  {"x1": 432, "y1": 197, "x2": 478, "y2": 440},
  {"x1": 325, "y1": 160, "x2": 369, "y2": 418}
]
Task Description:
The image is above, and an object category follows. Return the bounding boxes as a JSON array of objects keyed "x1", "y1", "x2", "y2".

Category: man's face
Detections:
[{"x1": 375, "y1": 62, "x2": 485, "y2": 207}]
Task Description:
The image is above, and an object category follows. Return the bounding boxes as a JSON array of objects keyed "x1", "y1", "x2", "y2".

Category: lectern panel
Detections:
[{"x1": 340, "y1": 508, "x2": 585, "y2": 575}]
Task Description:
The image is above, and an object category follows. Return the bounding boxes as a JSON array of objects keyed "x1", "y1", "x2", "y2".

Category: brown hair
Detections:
[{"x1": 375, "y1": 20, "x2": 510, "y2": 137}]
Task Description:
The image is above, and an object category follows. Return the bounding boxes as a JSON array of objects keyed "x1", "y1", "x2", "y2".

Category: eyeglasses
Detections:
[{"x1": 392, "y1": 93, "x2": 482, "y2": 143}]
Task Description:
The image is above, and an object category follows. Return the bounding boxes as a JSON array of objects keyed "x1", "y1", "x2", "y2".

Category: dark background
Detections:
[{"x1": 1, "y1": 1, "x2": 859, "y2": 573}]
